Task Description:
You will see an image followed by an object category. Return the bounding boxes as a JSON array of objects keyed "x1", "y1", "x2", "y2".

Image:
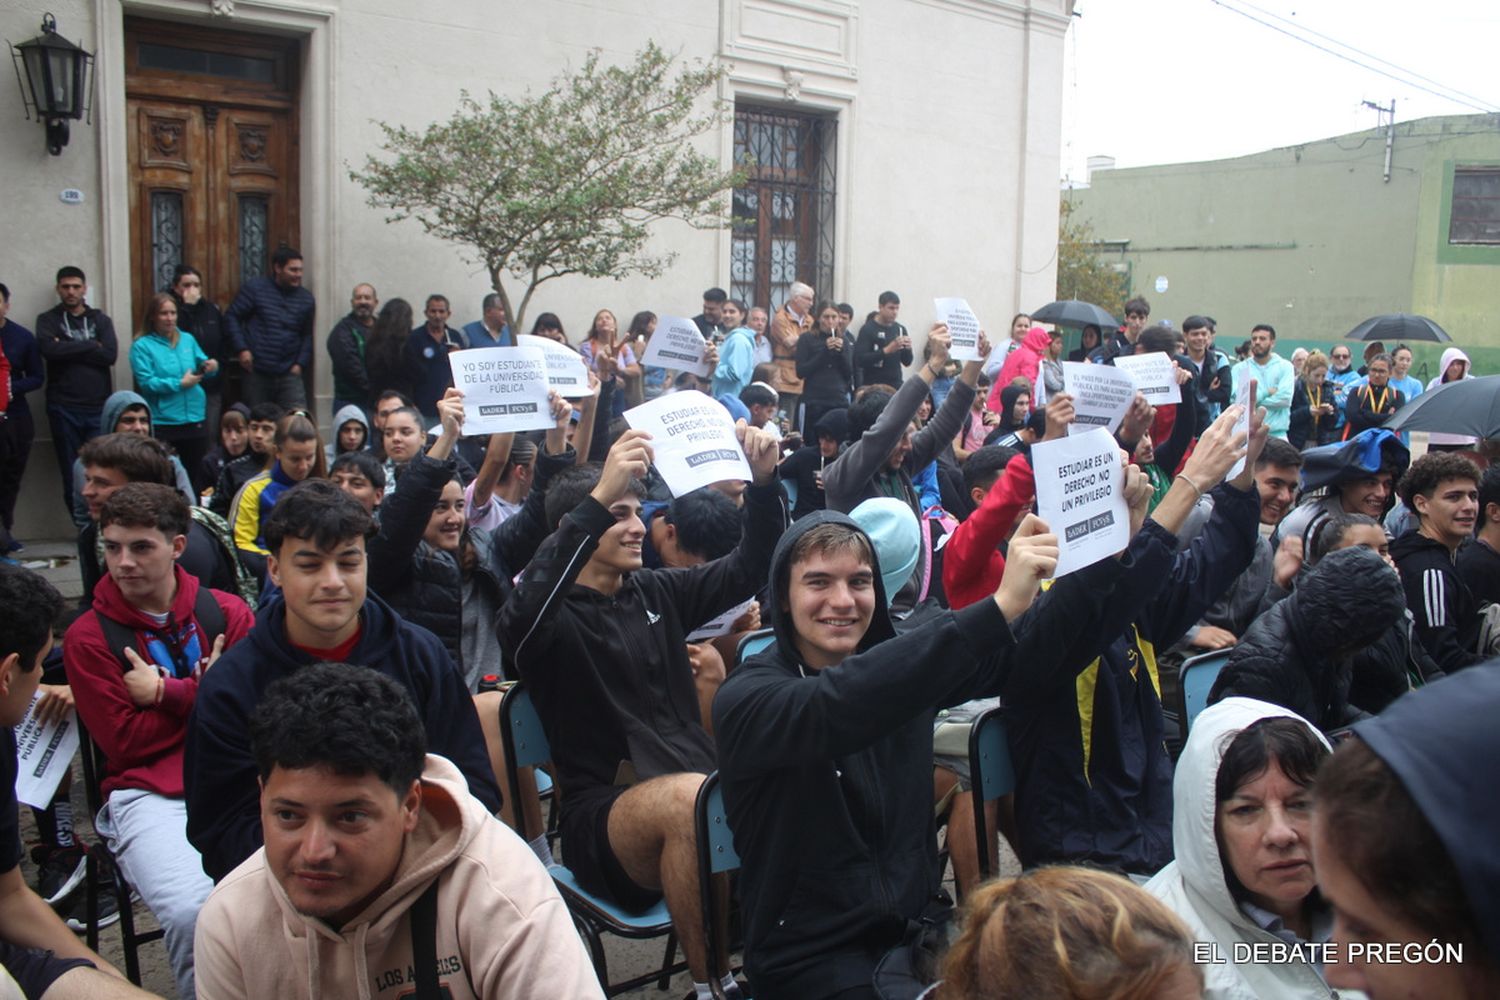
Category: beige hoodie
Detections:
[{"x1": 194, "y1": 754, "x2": 603, "y2": 1000}]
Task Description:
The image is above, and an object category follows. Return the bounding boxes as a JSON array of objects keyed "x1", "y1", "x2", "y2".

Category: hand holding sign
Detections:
[
  {"x1": 1062, "y1": 362, "x2": 1136, "y2": 435},
  {"x1": 736, "y1": 419, "x2": 780, "y2": 486},
  {"x1": 592, "y1": 429, "x2": 655, "y2": 508},
  {"x1": 995, "y1": 513, "x2": 1059, "y2": 621},
  {"x1": 1031, "y1": 427, "x2": 1131, "y2": 578},
  {"x1": 450, "y1": 346, "x2": 554, "y2": 434},
  {"x1": 1184, "y1": 399, "x2": 1252, "y2": 488},
  {"x1": 624, "y1": 391, "x2": 753, "y2": 496},
  {"x1": 1112, "y1": 352, "x2": 1182, "y2": 405},
  {"x1": 641, "y1": 316, "x2": 713, "y2": 377},
  {"x1": 934, "y1": 299, "x2": 983, "y2": 362}
]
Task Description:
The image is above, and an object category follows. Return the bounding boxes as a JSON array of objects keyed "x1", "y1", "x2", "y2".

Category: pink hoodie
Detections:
[{"x1": 988, "y1": 326, "x2": 1053, "y2": 412}]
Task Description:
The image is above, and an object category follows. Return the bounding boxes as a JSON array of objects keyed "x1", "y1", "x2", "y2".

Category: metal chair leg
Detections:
[{"x1": 655, "y1": 930, "x2": 678, "y2": 990}]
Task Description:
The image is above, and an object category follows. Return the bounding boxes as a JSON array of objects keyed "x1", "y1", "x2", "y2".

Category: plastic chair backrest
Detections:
[
  {"x1": 503, "y1": 686, "x2": 552, "y2": 769},
  {"x1": 969, "y1": 708, "x2": 1015, "y2": 802},
  {"x1": 699, "y1": 774, "x2": 739, "y2": 875},
  {"x1": 782, "y1": 479, "x2": 799, "y2": 509},
  {"x1": 1181, "y1": 651, "x2": 1231, "y2": 732},
  {"x1": 735, "y1": 628, "x2": 776, "y2": 666}
]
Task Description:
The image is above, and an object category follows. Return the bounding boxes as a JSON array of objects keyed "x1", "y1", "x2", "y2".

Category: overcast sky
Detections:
[{"x1": 1060, "y1": 0, "x2": 1500, "y2": 182}]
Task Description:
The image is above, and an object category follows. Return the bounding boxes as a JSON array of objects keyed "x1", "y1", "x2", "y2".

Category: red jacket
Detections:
[
  {"x1": 988, "y1": 326, "x2": 1052, "y2": 412},
  {"x1": 64, "y1": 565, "x2": 252, "y2": 798},
  {"x1": 943, "y1": 454, "x2": 1036, "y2": 610}
]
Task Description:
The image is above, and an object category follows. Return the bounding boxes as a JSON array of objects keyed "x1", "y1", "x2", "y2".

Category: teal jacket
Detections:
[{"x1": 130, "y1": 329, "x2": 209, "y2": 426}]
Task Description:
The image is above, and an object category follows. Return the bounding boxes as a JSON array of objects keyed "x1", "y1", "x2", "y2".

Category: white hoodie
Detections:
[
  {"x1": 1145, "y1": 699, "x2": 1336, "y2": 1000},
  {"x1": 1426, "y1": 347, "x2": 1477, "y2": 447},
  {"x1": 194, "y1": 754, "x2": 602, "y2": 1000}
]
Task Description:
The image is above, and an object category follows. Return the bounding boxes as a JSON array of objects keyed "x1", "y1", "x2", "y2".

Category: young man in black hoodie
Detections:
[
  {"x1": 35, "y1": 265, "x2": 118, "y2": 512},
  {"x1": 498, "y1": 422, "x2": 784, "y2": 997},
  {"x1": 184, "y1": 478, "x2": 501, "y2": 881},
  {"x1": 1391, "y1": 451, "x2": 1485, "y2": 675}
]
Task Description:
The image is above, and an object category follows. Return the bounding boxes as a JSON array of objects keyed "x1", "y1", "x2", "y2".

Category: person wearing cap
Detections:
[
  {"x1": 1314, "y1": 667, "x2": 1500, "y2": 999},
  {"x1": 1274, "y1": 429, "x2": 1409, "y2": 552}
]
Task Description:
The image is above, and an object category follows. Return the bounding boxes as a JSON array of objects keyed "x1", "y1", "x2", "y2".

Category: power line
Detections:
[
  {"x1": 1208, "y1": 0, "x2": 1500, "y2": 114},
  {"x1": 1228, "y1": 0, "x2": 1500, "y2": 112}
]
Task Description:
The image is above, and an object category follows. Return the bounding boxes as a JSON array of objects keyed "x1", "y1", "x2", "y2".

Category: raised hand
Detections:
[
  {"x1": 1042, "y1": 393, "x2": 1075, "y2": 442},
  {"x1": 736, "y1": 419, "x2": 779, "y2": 486},
  {"x1": 593, "y1": 428, "x2": 654, "y2": 506},
  {"x1": 995, "y1": 513, "x2": 1059, "y2": 621}
]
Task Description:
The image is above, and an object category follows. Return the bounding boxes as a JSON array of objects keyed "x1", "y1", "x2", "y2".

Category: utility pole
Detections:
[{"x1": 1362, "y1": 98, "x2": 1396, "y2": 183}]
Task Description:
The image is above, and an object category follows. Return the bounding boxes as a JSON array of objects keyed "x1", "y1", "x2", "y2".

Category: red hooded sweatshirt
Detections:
[
  {"x1": 943, "y1": 453, "x2": 1036, "y2": 610},
  {"x1": 64, "y1": 565, "x2": 253, "y2": 798},
  {"x1": 988, "y1": 326, "x2": 1053, "y2": 412}
]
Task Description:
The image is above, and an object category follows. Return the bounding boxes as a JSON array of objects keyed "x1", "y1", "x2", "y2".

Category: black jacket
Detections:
[
  {"x1": 1344, "y1": 383, "x2": 1404, "y2": 438},
  {"x1": 1457, "y1": 537, "x2": 1500, "y2": 608},
  {"x1": 1349, "y1": 609, "x2": 1445, "y2": 715},
  {"x1": 326, "y1": 312, "x2": 373, "y2": 407},
  {"x1": 35, "y1": 304, "x2": 117, "y2": 410},
  {"x1": 777, "y1": 445, "x2": 829, "y2": 519},
  {"x1": 853, "y1": 320, "x2": 911, "y2": 389},
  {"x1": 1210, "y1": 547, "x2": 1405, "y2": 730},
  {"x1": 714, "y1": 509, "x2": 1152, "y2": 998},
  {"x1": 367, "y1": 446, "x2": 572, "y2": 674},
  {"x1": 794, "y1": 329, "x2": 854, "y2": 405},
  {"x1": 223, "y1": 276, "x2": 316, "y2": 375},
  {"x1": 1391, "y1": 530, "x2": 1485, "y2": 676},
  {"x1": 184, "y1": 592, "x2": 500, "y2": 880},
  {"x1": 172, "y1": 296, "x2": 226, "y2": 395},
  {"x1": 497, "y1": 480, "x2": 786, "y2": 879},
  {"x1": 208, "y1": 452, "x2": 266, "y2": 519}
]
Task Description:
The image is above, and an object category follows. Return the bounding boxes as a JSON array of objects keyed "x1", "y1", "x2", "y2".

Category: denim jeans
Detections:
[
  {"x1": 245, "y1": 371, "x2": 307, "y2": 411},
  {"x1": 45, "y1": 405, "x2": 101, "y2": 511}
]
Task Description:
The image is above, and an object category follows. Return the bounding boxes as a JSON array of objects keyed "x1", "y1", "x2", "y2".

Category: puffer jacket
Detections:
[
  {"x1": 223, "y1": 275, "x2": 315, "y2": 375},
  {"x1": 1209, "y1": 546, "x2": 1404, "y2": 730},
  {"x1": 1146, "y1": 698, "x2": 1336, "y2": 1000}
]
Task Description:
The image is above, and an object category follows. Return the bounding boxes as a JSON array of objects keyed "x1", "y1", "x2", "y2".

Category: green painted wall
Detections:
[{"x1": 1067, "y1": 113, "x2": 1500, "y2": 378}]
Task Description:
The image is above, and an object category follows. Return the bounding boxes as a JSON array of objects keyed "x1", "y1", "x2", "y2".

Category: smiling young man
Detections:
[
  {"x1": 498, "y1": 422, "x2": 784, "y2": 998},
  {"x1": 1390, "y1": 452, "x2": 1485, "y2": 675},
  {"x1": 185, "y1": 478, "x2": 501, "y2": 882},
  {"x1": 64, "y1": 484, "x2": 252, "y2": 998},
  {"x1": 193, "y1": 663, "x2": 599, "y2": 999}
]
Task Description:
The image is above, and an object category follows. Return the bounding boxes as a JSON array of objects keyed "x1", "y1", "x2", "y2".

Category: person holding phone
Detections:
[{"x1": 130, "y1": 293, "x2": 218, "y2": 489}]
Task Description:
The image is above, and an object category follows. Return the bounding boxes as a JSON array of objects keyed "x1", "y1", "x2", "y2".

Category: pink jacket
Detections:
[{"x1": 988, "y1": 326, "x2": 1052, "y2": 412}]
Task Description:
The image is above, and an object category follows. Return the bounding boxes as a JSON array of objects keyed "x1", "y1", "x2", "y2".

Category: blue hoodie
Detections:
[
  {"x1": 129, "y1": 327, "x2": 209, "y2": 426},
  {"x1": 713, "y1": 326, "x2": 758, "y2": 399}
]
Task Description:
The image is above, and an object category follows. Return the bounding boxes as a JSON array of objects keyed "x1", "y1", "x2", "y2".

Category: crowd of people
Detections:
[{"x1": 0, "y1": 263, "x2": 1497, "y2": 1000}]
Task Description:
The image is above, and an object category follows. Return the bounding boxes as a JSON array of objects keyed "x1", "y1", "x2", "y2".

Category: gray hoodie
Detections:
[
  {"x1": 325, "y1": 403, "x2": 371, "y2": 466},
  {"x1": 70, "y1": 390, "x2": 195, "y2": 529}
]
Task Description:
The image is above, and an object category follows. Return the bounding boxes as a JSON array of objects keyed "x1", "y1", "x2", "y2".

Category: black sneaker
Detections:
[
  {"x1": 64, "y1": 884, "x2": 120, "y2": 933},
  {"x1": 30, "y1": 845, "x2": 87, "y2": 906}
]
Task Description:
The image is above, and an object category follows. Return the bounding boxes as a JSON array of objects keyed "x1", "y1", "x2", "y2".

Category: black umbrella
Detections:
[
  {"x1": 1344, "y1": 313, "x2": 1451, "y2": 343},
  {"x1": 1029, "y1": 299, "x2": 1118, "y2": 330},
  {"x1": 1385, "y1": 375, "x2": 1500, "y2": 438}
]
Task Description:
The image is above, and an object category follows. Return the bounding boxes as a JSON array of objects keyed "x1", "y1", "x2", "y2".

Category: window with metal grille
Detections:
[
  {"x1": 1450, "y1": 167, "x2": 1500, "y2": 244},
  {"x1": 731, "y1": 106, "x2": 836, "y2": 312}
]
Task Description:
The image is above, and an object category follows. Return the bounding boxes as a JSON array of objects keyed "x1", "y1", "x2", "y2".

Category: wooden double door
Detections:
[{"x1": 124, "y1": 18, "x2": 300, "y2": 331}]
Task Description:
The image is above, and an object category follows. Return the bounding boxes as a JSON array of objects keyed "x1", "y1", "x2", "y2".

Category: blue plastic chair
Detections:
[
  {"x1": 499, "y1": 684, "x2": 682, "y2": 995},
  {"x1": 782, "y1": 478, "x2": 799, "y2": 509},
  {"x1": 968, "y1": 707, "x2": 1016, "y2": 884},
  {"x1": 1179, "y1": 650, "x2": 1232, "y2": 733},
  {"x1": 694, "y1": 771, "x2": 742, "y2": 999},
  {"x1": 735, "y1": 628, "x2": 775, "y2": 665}
]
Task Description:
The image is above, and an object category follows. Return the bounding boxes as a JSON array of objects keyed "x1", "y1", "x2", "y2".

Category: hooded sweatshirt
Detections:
[
  {"x1": 193, "y1": 754, "x2": 602, "y2": 1000},
  {"x1": 35, "y1": 301, "x2": 118, "y2": 410},
  {"x1": 1426, "y1": 346, "x2": 1476, "y2": 447},
  {"x1": 1145, "y1": 698, "x2": 1336, "y2": 1000},
  {"x1": 63, "y1": 566, "x2": 253, "y2": 798},
  {"x1": 129, "y1": 325, "x2": 210, "y2": 426},
  {"x1": 184, "y1": 592, "x2": 501, "y2": 881},
  {"x1": 1209, "y1": 546, "x2": 1405, "y2": 731},
  {"x1": 326, "y1": 403, "x2": 371, "y2": 466},
  {"x1": 71, "y1": 390, "x2": 196, "y2": 529},
  {"x1": 987, "y1": 325, "x2": 1051, "y2": 412},
  {"x1": 1352, "y1": 667, "x2": 1500, "y2": 968},
  {"x1": 713, "y1": 507, "x2": 1144, "y2": 998}
]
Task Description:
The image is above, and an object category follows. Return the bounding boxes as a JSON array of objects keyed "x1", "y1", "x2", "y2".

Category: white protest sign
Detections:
[
  {"x1": 448, "y1": 346, "x2": 554, "y2": 435},
  {"x1": 1063, "y1": 361, "x2": 1136, "y2": 436},
  {"x1": 640, "y1": 316, "x2": 712, "y2": 377},
  {"x1": 934, "y1": 298, "x2": 982, "y2": 362},
  {"x1": 1031, "y1": 427, "x2": 1130, "y2": 578},
  {"x1": 1112, "y1": 351, "x2": 1181, "y2": 405},
  {"x1": 686, "y1": 597, "x2": 757, "y2": 642},
  {"x1": 14, "y1": 694, "x2": 80, "y2": 809},
  {"x1": 1228, "y1": 376, "x2": 1254, "y2": 480},
  {"x1": 625, "y1": 390, "x2": 752, "y2": 496},
  {"x1": 516, "y1": 334, "x2": 591, "y2": 398}
]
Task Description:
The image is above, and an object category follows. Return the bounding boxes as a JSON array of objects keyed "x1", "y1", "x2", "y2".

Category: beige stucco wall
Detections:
[{"x1": 2, "y1": 0, "x2": 1068, "y2": 540}]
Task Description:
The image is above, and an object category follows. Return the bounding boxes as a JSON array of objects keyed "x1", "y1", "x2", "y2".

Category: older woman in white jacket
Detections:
[{"x1": 1146, "y1": 698, "x2": 1337, "y2": 1000}]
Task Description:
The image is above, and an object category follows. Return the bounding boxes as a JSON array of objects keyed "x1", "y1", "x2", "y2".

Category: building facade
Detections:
[
  {"x1": 1066, "y1": 113, "x2": 1500, "y2": 380},
  {"x1": 3, "y1": 0, "x2": 1070, "y2": 539}
]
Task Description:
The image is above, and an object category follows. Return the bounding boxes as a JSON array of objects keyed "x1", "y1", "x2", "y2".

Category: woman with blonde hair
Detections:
[
  {"x1": 936, "y1": 866, "x2": 1203, "y2": 999},
  {"x1": 130, "y1": 291, "x2": 218, "y2": 485}
]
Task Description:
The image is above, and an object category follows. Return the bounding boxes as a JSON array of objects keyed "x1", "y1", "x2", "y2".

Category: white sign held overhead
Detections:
[
  {"x1": 640, "y1": 316, "x2": 712, "y2": 377},
  {"x1": 14, "y1": 694, "x2": 80, "y2": 810},
  {"x1": 1112, "y1": 351, "x2": 1181, "y2": 405},
  {"x1": 1062, "y1": 361, "x2": 1136, "y2": 436},
  {"x1": 624, "y1": 390, "x2": 752, "y2": 496},
  {"x1": 516, "y1": 334, "x2": 592, "y2": 398},
  {"x1": 686, "y1": 598, "x2": 757, "y2": 642},
  {"x1": 1227, "y1": 377, "x2": 1255, "y2": 481},
  {"x1": 449, "y1": 346, "x2": 555, "y2": 435},
  {"x1": 1031, "y1": 427, "x2": 1130, "y2": 578},
  {"x1": 934, "y1": 298, "x2": 983, "y2": 362}
]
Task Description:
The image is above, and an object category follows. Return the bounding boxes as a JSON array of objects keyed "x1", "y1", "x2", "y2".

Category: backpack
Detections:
[{"x1": 92, "y1": 587, "x2": 227, "y2": 677}]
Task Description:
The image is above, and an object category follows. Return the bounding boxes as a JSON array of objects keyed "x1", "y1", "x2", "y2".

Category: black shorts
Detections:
[
  {"x1": 0, "y1": 939, "x2": 94, "y2": 999},
  {"x1": 561, "y1": 787, "x2": 664, "y2": 914}
]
